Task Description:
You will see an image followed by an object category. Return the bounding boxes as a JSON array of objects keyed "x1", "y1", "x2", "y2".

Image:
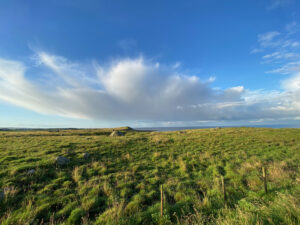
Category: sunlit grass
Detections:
[{"x1": 0, "y1": 127, "x2": 299, "y2": 224}]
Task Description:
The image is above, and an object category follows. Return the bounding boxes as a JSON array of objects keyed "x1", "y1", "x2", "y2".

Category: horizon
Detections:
[
  {"x1": 1, "y1": 0, "x2": 300, "y2": 128},
  {"x1": 1, "y1": 124, "x2": 300, "y2": 130}
]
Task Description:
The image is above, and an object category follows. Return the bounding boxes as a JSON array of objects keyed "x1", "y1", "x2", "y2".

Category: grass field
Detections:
[{"x1": 0, "y1": 127, "x2": 299, "y2": 225}]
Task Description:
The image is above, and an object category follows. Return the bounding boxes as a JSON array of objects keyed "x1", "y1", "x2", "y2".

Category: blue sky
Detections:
[{"x1": 0, "y1": 0, "x2": 300, "y2": 128}]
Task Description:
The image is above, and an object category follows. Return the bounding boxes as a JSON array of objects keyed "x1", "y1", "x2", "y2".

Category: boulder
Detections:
[
  {"x1": 56, "y1": 156, "x2": 70, "y2": 166},
  {"x1": 110, "y1": 131, "x2": 124, "y2": 137}
]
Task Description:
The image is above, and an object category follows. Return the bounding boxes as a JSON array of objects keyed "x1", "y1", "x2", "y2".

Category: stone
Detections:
[
  {"x1": 27, "y1": 169, "x2": 35, "y2": 175},
  {"x1": 83, "y1": 152, "x2": 90, "y2": 160},
  {"x1": 56, "y1": 156, "x2": 70, "y2": 166}
]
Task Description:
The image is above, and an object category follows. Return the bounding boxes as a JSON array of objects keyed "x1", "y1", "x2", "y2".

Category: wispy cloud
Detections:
[
  {"x1": 267, "y1": 0, "x2": 292, "y2": 10},
  {"x1": 285, "y1": 21, "x2": 300, "y2": 35},
  {"x1": 267, "y1": 61, "x2": 300, "y2": 74},
  {"x1": 1, "y1": 51, "x2": 300, "y2": 124},
  {"x1": 258, "y1": 31, "x2": 281, "y2": 47},
  {"x1": 262, "y1": 51, "x2": 299, "y2": 63},
  {"x1": 253, "y1": 22, "x2": 300, "y2": 66},
  {"x1": 117, "y1": 38, "x2": 137, "y2": 52}
]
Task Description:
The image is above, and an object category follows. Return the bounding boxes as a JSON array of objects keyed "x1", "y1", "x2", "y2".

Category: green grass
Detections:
[{"x1": 0, "y1": 127, "x2": 299, "y2": 224}]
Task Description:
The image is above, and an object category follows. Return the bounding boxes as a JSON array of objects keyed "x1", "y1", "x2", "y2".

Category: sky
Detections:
[{"x1": 0, "y1": 0, "x2": 300, "y2": 128}]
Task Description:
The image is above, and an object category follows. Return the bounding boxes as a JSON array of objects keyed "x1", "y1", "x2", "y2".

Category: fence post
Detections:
[
  {"x1": 221, "y1": 176, "x2": 227, "y2": 205},
  {"x1": 262, "y1": 167, "x2": 268, "y2": 194},
  {"x1": 160, "y1": 184, "x2": 163, "y2": 217}
]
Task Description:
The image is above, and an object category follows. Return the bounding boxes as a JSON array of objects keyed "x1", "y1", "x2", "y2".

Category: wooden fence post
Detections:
[
  {"x1": 221, "y1": 176, "x2": 227, "y2": 205},
  {"x1": 262, "y1": 167, "x2": 268, "y2": 194},
  {"x1": 160, "y1": 184, "x2": 163, "y2": 217}
]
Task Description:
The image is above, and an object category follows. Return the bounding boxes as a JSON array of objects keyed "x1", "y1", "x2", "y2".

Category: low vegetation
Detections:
[{"x1": 0, "y1": 127, "x2": 299, "y2": 224}]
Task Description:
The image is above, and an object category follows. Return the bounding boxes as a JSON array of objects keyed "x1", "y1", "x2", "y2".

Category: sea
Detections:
[{"x1": 134, "y1": 124, "x2": 300, "y2": 132}]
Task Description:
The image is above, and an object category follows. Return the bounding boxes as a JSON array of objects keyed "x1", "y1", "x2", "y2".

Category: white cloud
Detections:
[
  {"x1": 250, "y1": 48, "x2": 263, "y2": 54},
  {"x1": 267, "y1": 0, "x2": 291, "y2": 10},
  {"x1": 282, "y1": 40, "x2": 300, "y2": 48},
  {"x1": 208, "y1": 76, "x2": 216, "y2": 82},
  {"x1": 1, "y1": 52, "x2": 300, "y2": 124},
  {"x1": 254, "y1": 22, "x2": 300, "y2": 74},
  {"x1": 258, "y1": 31, "x2": 280, "y2": 47},
  {"x1": 117, "y1": 38, "x2": 137, "y2": 52},
  {"x1": 267, "y1": 61, "x2": 300, "y2": 74},
  {"x1": 262, "y1": 51, "x2": 299, "y2": 63},
  {"x1": 172, "y1": 62, "x2": 181, "y2": 69},
  {"x1": 253, "y1": 25, "x2": 300, "y2": 57},
  {"x1": 285, "y1": 21, "x2": 300, "y2": 35},
  {"x1": 281, "y1": 72, "x2": 300, "y2": 91}
]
